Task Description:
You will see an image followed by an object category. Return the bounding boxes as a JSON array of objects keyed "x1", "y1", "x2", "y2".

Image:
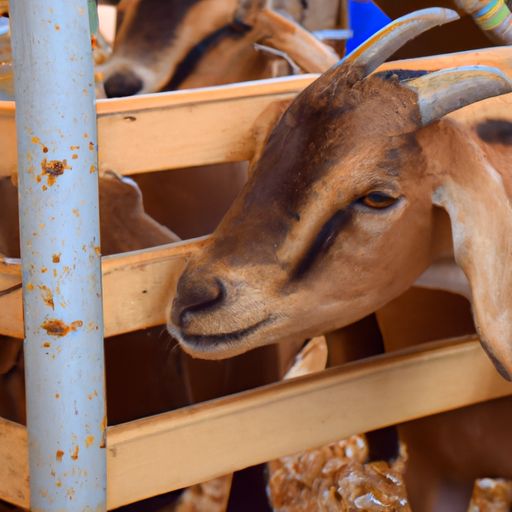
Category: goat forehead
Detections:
[
  {"x1": 123, "y1": 0, "x2": 201, "y2": 50},
  {"x1": 208, "y1": 75, "x2": 423, "y2": 263},
  {"x1": 243, "y1": 76, "x2": 421, "y2": 212}
]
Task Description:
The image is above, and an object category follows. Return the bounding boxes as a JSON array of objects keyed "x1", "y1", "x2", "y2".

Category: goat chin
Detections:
[{"x1": 168, "y1": 320, "x2": 278, "y2": 360}]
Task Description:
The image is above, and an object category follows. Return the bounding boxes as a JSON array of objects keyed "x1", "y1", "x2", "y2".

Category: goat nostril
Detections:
[
  {"x1": 103, "y1": 71, "x2": 143, "y2": 98},
  {"x1": 172, "y1": 277, "x2": 226, "y2": 328}
]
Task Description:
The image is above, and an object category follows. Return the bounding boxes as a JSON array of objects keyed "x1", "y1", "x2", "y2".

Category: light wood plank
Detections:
[
  {"x1": 2, "y1": 47, "x2": 512, "y2": 337},
  {"x1": 105, "y1": 336, "x2": 512, "y2": 509},
  {"x1": 2, "y1": 46, "x2": 512, "y2": 179},
  {"x1": 0, "y1": 417, "x2": 29, "y2": 509},
  {"x1": 0, "y1": 75, "x2": 317, "y2": 179},
  {"x1": 0, "y1": 237, "x2": 207, "y2": 339},
  {"x1": 100, "y1": 237, "x2": 207, "y2": 337},
  {"x1": 0, "y1": 103, "x2": 16, "y2": 179},
  {"x1": 96, "y1": 76, "x2": 318, "y2": 175},
  {"x1": 378, "y1": 46, "x2": 512, "y2": 75},
  {"x1": 2, "y1": 336, "x2": 511, "y2": 509},
  {"x1": 0, "y1": 259, "x2": 23, "y2": 339}
]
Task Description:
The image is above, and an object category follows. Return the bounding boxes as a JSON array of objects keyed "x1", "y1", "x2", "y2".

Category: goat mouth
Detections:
[{"x1": 177, "y1": 316, "x2": 274, "y2": 355}]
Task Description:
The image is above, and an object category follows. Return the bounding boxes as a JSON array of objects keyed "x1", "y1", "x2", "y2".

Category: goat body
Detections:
[{"x1": 168, "y1": 10, "x2": 512, "y2": 509}]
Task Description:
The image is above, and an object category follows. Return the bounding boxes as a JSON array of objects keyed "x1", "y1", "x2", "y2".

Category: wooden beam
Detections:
[
  {"x1": 2, "y1": 46, "x2": 512, "y2": 179},
  {"x1": 105, "y1": 336, "x2": 512, "y2": 508},
  {"x1": 2, "y1": 336, "x2": 511, "y2": 509},
  {"x1": 100, "y1": 237, "x2": 207, "y2": 336},
  {"x1": 0, "y1": 259, "x2": 23, "y2": 339},
  {"x1": 0, "y1": 102, "x2": 16, "y2": 179},
  {"x1": 1, "y1": 54, "x2": 511, "y2": 339},
  {"x1": 0, "y1": 75, "x2": 317, "y2": 179},
  {"x1": 0, "y1": 237, "x2": 207, "y2": 339},
  {"x1": 0, "y1": 417, "x2": 28, "y2": 508}
]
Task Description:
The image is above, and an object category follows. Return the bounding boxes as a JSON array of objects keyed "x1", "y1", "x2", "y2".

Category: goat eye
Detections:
[{"x1": 360, "y1": 192, "x2": 398, "y2": 209}]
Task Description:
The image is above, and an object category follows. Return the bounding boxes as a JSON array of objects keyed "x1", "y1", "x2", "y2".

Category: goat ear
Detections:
[{"x1": 429, "y1": 124, "x2": 512, "y2": 380}]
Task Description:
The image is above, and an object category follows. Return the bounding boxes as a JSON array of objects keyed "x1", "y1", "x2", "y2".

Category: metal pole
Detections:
[{"x1": 10, "y1": 1, "x2": 107, "y2": 510}]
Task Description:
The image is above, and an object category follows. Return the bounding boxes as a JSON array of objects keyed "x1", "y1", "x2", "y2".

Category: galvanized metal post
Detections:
[{"x1": 10, "y1": 1, "x2": 107, "y2": 510}]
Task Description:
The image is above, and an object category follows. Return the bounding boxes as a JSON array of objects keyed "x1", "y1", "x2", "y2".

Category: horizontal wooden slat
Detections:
[
  {"x1": 0, "y1": 237, "x2": 207, "y2": 339},
  {"x1": 3, "y1": 48, "x2": 512, "y2": 338},
  {"x1": 106, "y1": 336, "x2": 511, "y2": 505},
  {"x1": 0, "y1": 75, "x2": 317, "y2": 178},
  {"x1": 96, "y1": 75, "x2": 318, "y2": 174},
  {"x1": 0, "y1": 417, "x2": 28, "y2": 508},
  {"x1": 100, "y1": 237, "x2": 207, "y2": 336},
  {"x1": 2, "y1": 46, "x2": 512, "y2": 178},
  {"x1": 105, "y1": 336, "x2": 512, "y2": 508},
  {"x1": 0, "y1": 259, "x2": 23, "y2": 338},
  {"x1": 2, "y1": 336, "x2": 511, "y2": 509}
]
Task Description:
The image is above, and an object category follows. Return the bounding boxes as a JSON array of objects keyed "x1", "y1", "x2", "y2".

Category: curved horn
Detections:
[
  {"x1": 342, "y1": 8, "x2": 459, "y2": 77},
  {"x1": 403, "y1": 65, "x2": 512, "y2": 125}
]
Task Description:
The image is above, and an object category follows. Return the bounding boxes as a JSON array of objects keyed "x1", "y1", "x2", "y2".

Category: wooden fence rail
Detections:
[
  {"x1": 2, "y1": 47, "x2": 512, "y2": 508},
  {"x1": 1, "y1": 336, "x2": 511, "y2": 509},
  {"x1": 2, "y1": 47, "x2": 512, "y2": 338}
]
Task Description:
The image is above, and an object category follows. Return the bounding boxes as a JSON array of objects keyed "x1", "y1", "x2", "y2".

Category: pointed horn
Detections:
[
  {"x1": 342, "y1": 8, "x2": 459, "y2": 77},
  {"x1": 403, "y1": 65, "x2": 512, "y2": 125}
]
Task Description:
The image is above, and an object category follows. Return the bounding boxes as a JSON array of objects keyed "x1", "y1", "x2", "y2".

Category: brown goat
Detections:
[
  {"x1": 167, "y1": 7, "x2": 512, "y2": 509},
  {"x1": 169, "y1": 8, "x2": 512, "y2": 380},
  {"x1": 99, "y1": 0, "x2": 340, "y2": 96}
]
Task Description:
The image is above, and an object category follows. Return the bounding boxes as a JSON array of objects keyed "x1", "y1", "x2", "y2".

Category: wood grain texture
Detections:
[
  {"x1": 0, "y1": 417, "x2": 28, "y2": 508},
  {"x1": 2, "y1": 49, "x2": 512, "y2": 338},
  {"x1": 2, "y1": 48, "x2": 512, "y2": 179},
  {"x1": 0, "y1": 75, "x2": 316, "y2": 179},
  {"x1": 1, "y1": 336, "x2": 511, "y2": 509},
  {"x1": 105, "y1": 336, "x2": 512, "y2": 508},
  {"x1": 0, "y1": 260, "x2": 22, "y2": 339},
  {"x1": 0, "y1": 237, "x2": 207, "y2": 339}
]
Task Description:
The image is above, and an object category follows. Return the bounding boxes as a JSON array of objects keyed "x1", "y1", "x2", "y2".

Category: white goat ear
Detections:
[
  {"x1": 431, "y1": 134, "x2": 512, "y2": 380},
  {"x1": 341, "y1": 8, "x2": 459, "y2": 76}
]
